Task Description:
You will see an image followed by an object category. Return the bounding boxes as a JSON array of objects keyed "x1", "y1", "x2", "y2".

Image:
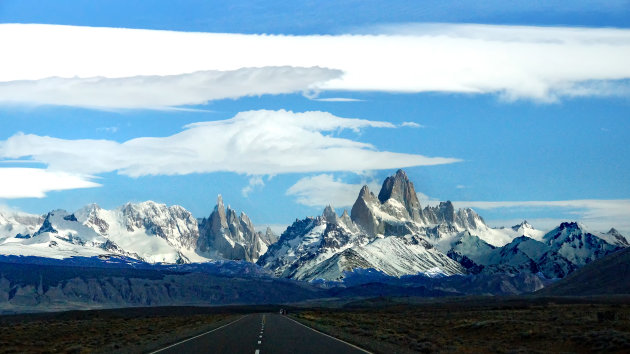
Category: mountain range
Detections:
[
  {"x1": 258, "y1": 170, "x2": 627, "y2": 281},
  {"x1": 0, "y1": 197, "x2": 276, "y2": 265},
  {"x1": 0, "y1": 169, "x2": 627, "y2": 287}
]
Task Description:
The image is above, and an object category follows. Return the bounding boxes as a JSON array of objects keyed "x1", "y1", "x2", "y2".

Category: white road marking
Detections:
[
  {"x1": 258, "y1": 341, "x2": 262, "y2": 344},
  {"x1": 149, "y1": 315, "x2": 248, "y2": 353},
  {"x1": 255, "y1": 350, "x2": 260, "y2": 354},
  {"x1": 282, "y1": 315, "x2": 372, "y2": 354}
]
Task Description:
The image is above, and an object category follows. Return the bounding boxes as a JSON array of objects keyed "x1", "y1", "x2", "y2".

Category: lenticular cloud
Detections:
[
  {"x1": 0, "y1": 168, "x2": 100, "y2": 198},
  {"x1": 0, "y1": 67, "x2": 341, "y2": 109},
  {"x1": 0, "y1": 110, "x2": 460, "y2": 177},
  {"x1": 1, "y1": 23, "x2": 629, "y2": 107}
]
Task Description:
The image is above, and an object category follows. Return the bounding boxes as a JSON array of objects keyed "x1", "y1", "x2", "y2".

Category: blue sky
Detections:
[{"x1": 1, "y1": 1, "x2": 629, "y2": 233}]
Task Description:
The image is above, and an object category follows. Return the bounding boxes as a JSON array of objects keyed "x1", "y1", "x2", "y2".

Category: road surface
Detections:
[{"x1": 152, "y1": 313, "x2": 369, "y2": 354}]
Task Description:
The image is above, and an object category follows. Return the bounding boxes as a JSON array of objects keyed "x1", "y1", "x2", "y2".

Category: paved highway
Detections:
[{"x1": 152, "y1": 313, "x2": 369, "y2": 354}]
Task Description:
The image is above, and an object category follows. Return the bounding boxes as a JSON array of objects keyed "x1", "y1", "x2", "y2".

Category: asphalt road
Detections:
[{"x1": 152, "y1": 312, "x2": 369, "y2": 354}]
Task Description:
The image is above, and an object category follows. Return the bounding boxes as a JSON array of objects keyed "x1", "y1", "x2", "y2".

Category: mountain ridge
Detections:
[
  {"x1": 259, "y1": 170, "x2": 627, "y2": 281},
  {"x1": 0, "y1": 170, "x2": 626, "y2": 285}
]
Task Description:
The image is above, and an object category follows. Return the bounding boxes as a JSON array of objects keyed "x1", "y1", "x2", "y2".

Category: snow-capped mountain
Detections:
[
  {"x1": 0, "y1": 209, "x2": 130, "y2": 260},
  {"x1": 0, "y1": 198, "x2": 276, "y2": 264},
  {"x1": 445, "y1": 221, "x2": 628, "y2": 278},
  {"x1": 74, "y1": 201, "x2": 204, "y2": 263},
  {"x1": 0, "y1": 170, "x2": 625, "y2": 283},
  {"x1": 197, "y1": 195, "x2": 274, "y2": 262},
  {"x1": 0, "y1": 209, "x2": 43, "y2": 239},
  {"x1": 259, "y1": 170, "x2": 478, "y2": 281},
  {"x1": 258, "y1": 169, "x2": 627, "y2": 281}
]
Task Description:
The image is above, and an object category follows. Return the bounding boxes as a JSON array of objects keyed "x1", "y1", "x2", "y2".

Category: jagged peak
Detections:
[
  {"x1": 558, "y1": 221, "x2": 581, "y2": 229},
  {"x1": 240, "y1": 212, "x2": 252, "y2": 225},
  {"x1": 607, "y1": 227, "x2": 620, "y2": 235},
  {"x1": 341, "y1": 209, "x2": 350, "y2": 218},
  {"x1": 512, "y1": 220, "x2": 533, "y2": 231},
  {"x1": 75, "y1": 203, "x2": 102, "y2": 219},
  {"x1": 322, "y1": 205, "x2": 337, "y2": 223},
  {"x1": 120, "y1": 200, "x2": 168, "y2": 213},
  {"x1": 378, "y1": 169, "x2": 417, "y2": 203},
  {"x1": 134, "y1": 200, "x2": 162, "y2": 208},
  {"x1": 358, "y1": 185, "x2": 371, "y2": 198},
  {"x1": 226, "y1": 207, "x2": 237, "y2": 218},
  {"x1": 439, "y1": 200, "x2": 454, "y2": 208},
  {"x1": 84, "y1": 203, "x2": 101, "y2": 211},
  {"x1": 394, "y1": 169, "x2": 408, "y2": 180}
]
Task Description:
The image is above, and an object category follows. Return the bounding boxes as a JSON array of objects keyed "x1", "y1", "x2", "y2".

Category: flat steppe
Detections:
[{"x1": 1, "y1": 297, "x2": 630, "y2": 353}]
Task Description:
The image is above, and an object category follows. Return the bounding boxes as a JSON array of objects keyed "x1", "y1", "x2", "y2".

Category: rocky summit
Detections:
[
  {"x1": 259, "y1": 170, "x2": 628, "y2": 281},
  {"x1": 0, "y1": 169, "x2": 626, "y2": 284},
  {"x1": 197, "y1": 195, "x2": 274, "y2": 262},
  {"x1": 0, "y1": 197, "x2": 276, "y2": 264}
]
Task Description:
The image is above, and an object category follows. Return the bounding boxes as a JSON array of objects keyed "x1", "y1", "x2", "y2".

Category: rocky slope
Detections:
[
  {"x1": 536, "y1": 246, "x2": 630, "y2": 296},
  {"x1": 0, "y1": 169, "x2": 625, "y2": 283},
  {"x1": 0, "y1": 260, "x2": 321, "y2": 313},
  {"x1": 0, "y1": 198, "x2": 276, "y2": 264},
  {"x1": 197, "y1": 195, "x2": 274, "y2": 262},
  {"x1": 259, "y1": 170, "x2": 627, "y2": 281}
]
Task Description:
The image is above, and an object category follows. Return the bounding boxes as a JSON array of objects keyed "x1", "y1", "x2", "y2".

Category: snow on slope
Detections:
[
  {"x1": 259, "y1": 169, "x2": 627, "y2": 282},
  {"x1": 0, "y1": 210, "x2": 112, "y2": 259},
  {"x1": 75, "y1": 202, "x2": 205, "y2": 263},
  {"x1": 351, "y1": 235, "x2": 463, "y2": 277},
  {"x1": 0, "y1": 209, "x2": 43, "y2": 240},
  {"x1": 0, "y1": 199, "x2": 276, "y2": 265},
  {"x1": 197, "y1": 195, "x2": 275, "y2": 262},
  {"x1": 0, "y1": 202, "x2": 207, "y2": 264}
]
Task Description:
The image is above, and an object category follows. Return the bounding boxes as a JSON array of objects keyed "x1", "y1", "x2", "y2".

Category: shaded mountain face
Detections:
[
  {"x1": 437, "y1": 221, "x2": 627, "y2": 278},
  {"x1": 197, "y1": 195, "x2": 273, "y2": 262},
  {"x1": 0, "y1": 260, "x2": 322, "y2": 313},
  {"x1": 377, "y1": 169, "x2": 423, "y2": 222},
  {"x1": 259, "y1": 169, "x2": 627, "y2": 282},
  {"x1": 536, "y1": 246, "x2": 630, "y2": 296},
  {"x1": 351, "y1": 170, "x2": 487, "y2": 241},
  {"x1": 260, "y1": 169, "x2": 492, "y2": 281},
  {"x1": 0, "y1": 169, "x2": 626, "y2": 285},
  {"x1": 0, "y1": 198, "x2": 277, "y2": 265}
]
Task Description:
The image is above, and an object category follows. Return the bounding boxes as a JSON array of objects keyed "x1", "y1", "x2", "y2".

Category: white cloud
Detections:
[
  {"x1": 2, "y1": 23, "x2": 630, "y2": 103},
  {"x1": 287, "y1": 174, "x2": 381, "y2": 208},
  {"x1": 401, "y1": 122, "x2": 423, "y2": 128},
  {"x1": 242, "y1": 176, "x2": 265, "y2": 197},
  {"x1": 453, "y1": 199, "x2": 630, "y2": 234},
  {"x1": 0, "y1": 168, "x2": 101, "y2": 198},
  {"x1": 0, "y1": 110, "x2": 459, "y2": 177},
  {"x1": 311, "y1": 98, "x2": 364, "y2": 102},
  {"x1": 0, "y1": 67, "x2": 341, "y2": 109}
]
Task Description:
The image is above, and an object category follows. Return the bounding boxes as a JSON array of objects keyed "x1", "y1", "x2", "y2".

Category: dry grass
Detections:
[
  {"x1": 0, "y1": 307, "x2": 238, "y2": 353},
  {"x1": 292, "y1": 297, "x2": 630, "y2": 353},
  {"x1": 3, "y1": 298, "x2": 630, "y2": 353}
]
